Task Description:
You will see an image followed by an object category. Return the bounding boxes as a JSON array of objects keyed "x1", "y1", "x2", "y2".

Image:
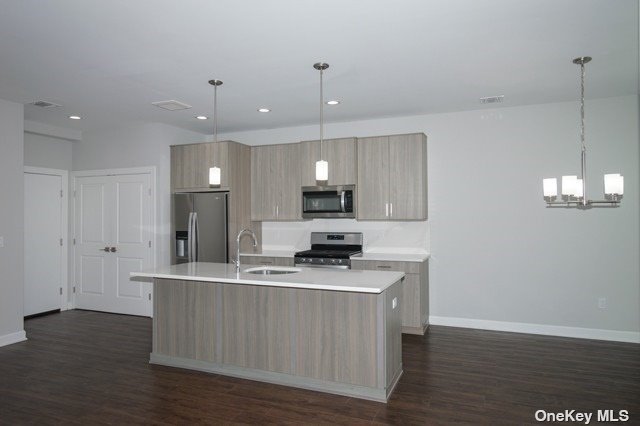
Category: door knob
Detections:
[
  {"x1": 110, "y1": 247, "x2": 117, "y2": 253},
  {"x1": 100, "y1": 247, "x2": 110, "y2": 252}
]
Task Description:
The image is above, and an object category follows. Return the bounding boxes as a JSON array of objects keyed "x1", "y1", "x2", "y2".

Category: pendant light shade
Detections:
[
  {"x1": 542, "y1": 178, "x2": 558, "y2": 198},
  {"x1": 209, "y1": 166, "x2": 221, "y2": 186},
  {"x1": 314, "y1": 62, "x2": 329, "y2": 182},
  {"x1": 315, "y1": 160, "x2": 329, "y2": 181},
  {"x1": 208, "y1": 79, "x2": 223, "y2": 186},
  {"x1": 604, "y1": 173, "x2": 624, "y2": 196}
]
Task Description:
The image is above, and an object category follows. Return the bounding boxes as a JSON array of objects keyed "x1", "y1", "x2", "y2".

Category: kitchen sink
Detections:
[{"x1": 244, "y1": 266, "x2": 301, "y2": 275}]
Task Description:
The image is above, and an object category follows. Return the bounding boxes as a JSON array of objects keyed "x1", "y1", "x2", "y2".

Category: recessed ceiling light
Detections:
[
  {"x1": 68, "y1": 115, "x2": 82, "y2": 120},
  {"x1": 257, "y1": 108, "x2": 271, "y2": 113},
  {"x1": 196, "y1": 115, "x2": 208, "y2": 120},
  {"x1": 326, "y1": 100, "x2": 340, "y2": 105}
]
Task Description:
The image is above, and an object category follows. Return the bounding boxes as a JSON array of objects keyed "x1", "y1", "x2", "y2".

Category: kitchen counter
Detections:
[
  {"x1": 241, "y1": 250, "x2": 430, "y2": 262},
  {"x1": 131, "y1": 262, "x2": 404, "y2": 294},
  {"x1": 132, "y1": 261, "x2": 403, "y2": 402}
]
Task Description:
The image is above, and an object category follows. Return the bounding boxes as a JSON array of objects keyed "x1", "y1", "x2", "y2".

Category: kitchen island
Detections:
[{"x1": 131, "y1": 262, "x2": 404, "y2": 402}]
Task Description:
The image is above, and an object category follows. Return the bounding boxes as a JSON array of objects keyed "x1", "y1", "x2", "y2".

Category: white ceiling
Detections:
[{"x1": 0, "y1": 0, "x2": 637, "y2": 134}]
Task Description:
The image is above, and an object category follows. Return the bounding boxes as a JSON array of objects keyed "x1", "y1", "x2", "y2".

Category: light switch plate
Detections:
[{"x1": 392, "y1": 297, "x2": 398, "y2": 309}]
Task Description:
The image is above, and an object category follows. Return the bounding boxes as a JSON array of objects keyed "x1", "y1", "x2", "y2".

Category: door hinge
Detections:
[
  {"x1": 59, "y1": 238, "x2": 63, "y2": 246},
  {"x1": 148, "y1": 294, "x2": 152, "y2": 301},
  {"x1": 73, "y1": 238, "x2": 76, "y2": 245},
  {"x1": 148, "y1": 188, "x2": 152, "y2": 196},
  {"x1": 60, "y1": 189, "x2": 63, "y2": 198},
  {"x1": 148, "y1": 240, "x2": 152, "y2": 248},
  {"x1": 73, "y1": 286, "x2": 76, "y2": 293},
  {"x1": 59, "y1": 287, "x2": 63, "y2": 295}
]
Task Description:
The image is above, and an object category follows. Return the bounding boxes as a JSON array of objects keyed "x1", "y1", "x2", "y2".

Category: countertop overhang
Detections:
[{"x1": 131, "y1": 262, "x2": 404, "y2": 294}]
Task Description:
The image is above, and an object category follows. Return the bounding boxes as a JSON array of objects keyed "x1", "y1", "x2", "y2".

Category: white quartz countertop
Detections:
[
  {"x1": 241, "y1": 251, "x2": 430, "y2": 262},
  {"x1": 353, "y1": 252, "x2": 430, "y2": 262},
  {"x1": 239, "y1": 250, "x2": 296, "y2": 258},
  {"x1": 131, "y1": 262, "x2": 404, "y2": 294}
]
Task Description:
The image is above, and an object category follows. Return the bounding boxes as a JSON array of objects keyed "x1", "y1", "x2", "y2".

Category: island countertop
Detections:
[{"x1": 131, "y1": 262, "x2": 404, "y2": 294}]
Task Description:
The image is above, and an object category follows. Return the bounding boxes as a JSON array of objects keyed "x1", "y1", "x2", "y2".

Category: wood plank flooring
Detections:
[{"x1": 0, "y1": 310, "x2": 638, "y2": 425}]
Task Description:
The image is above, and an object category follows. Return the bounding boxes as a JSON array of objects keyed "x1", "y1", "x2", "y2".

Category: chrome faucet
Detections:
[{"x1": 235, "y1": 228, "x2": 258, "y2": 272}]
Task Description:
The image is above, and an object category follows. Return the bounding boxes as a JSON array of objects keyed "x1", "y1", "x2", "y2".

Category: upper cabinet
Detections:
[
  {"x1": 171, "y1": 142, "x2": 229, "y2": 191},
  {"x1": 251, "y1": 143, "x2": 301, "y2": 221},
  {"x1": 357, "y1": 133, "x2": 427, "y2": 220},
  {"x1": 299, "y1": 137, "x2": 357, "y2": 186}
]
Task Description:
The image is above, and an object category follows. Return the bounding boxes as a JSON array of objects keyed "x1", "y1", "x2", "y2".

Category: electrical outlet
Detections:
[
  {"x1": 598, "y1": 298, "x2": 607, "y2": 309},
  {"x1": 0, "y1": 236, "x2": 4, "y2": 248}
]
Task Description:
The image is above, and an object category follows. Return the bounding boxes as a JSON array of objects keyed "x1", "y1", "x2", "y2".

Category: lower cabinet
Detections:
[
  {"x1": 351, "y1": 259, "x2": 429, "y2": 335},
  {"x1": 239, "y1": 255, "x2": 294, "y2": 267}
]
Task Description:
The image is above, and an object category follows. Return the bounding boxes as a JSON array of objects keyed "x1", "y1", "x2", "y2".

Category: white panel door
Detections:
[
  {"x1": 24, "y1": 172, "x2": 63, "y2": 316},
  {"x1": 75, "y1": 173, "x2": 152, "y2": 316}
]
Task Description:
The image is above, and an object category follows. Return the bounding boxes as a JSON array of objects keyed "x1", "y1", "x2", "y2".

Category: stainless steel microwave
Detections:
[{"x1": 302, "y1": 185, "x2": 355, "y2": 219}]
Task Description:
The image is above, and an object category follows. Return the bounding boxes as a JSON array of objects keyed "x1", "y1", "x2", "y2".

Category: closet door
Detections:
[
  {"x1": 24, "y1": 171, "x2": 64, "y2": 316},
  {"x1": 75, "y1": 173, "x2": 152, "y2": 316}
]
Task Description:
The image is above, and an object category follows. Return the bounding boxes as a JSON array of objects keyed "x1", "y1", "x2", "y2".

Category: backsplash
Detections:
[{"x1": 261, "y1": 219, "x2": 429, "y2": 253}]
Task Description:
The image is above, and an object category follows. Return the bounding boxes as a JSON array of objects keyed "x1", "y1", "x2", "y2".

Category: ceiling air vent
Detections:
[
  {"x1": 151, "y1": 100, "x2": 192, "y2": 111},
  {"x1": 479, "y1": 95, "x2": 504, "y2": 104},
  {"x1": 30, "y1": 100, "x2": 62, "y2": 108}
]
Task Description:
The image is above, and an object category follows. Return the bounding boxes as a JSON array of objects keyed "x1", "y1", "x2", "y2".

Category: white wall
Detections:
[
  {"x1": 219, "y1": 95, "x2": 639, "y2": 338},
  {"x1": 0, "y1": 98, "x2": 26, "y2": 346},
  {"x1": 24, "y1": 132, "x2": 73, "y2": 171},
  {"x1": 72, "y1": 121, "x2": 204, "y2": 267}
]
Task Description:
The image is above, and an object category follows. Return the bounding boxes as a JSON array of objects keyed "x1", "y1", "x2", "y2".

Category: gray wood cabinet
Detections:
[
  {"x1": 170, "y1": 141, "x2": 258, "y2": 255},
  {"x1": 239, "y1": 255, "x2": 294, "y2": 267},
  {"x1": 351, "y1": 258, "x2": 429, "y2": 335},
  {"x1": 299, "y1": 137, "x2": 357, "y2": 186},
  {"x1": 251, "y1": 143, "x2": 301, "y2": 221},
  {"x1": 357, "y1": 133, "x2": 427, "y2": 220},
  {"x1": 171, "y1": 142, "x2": 229, "y2": 191}
]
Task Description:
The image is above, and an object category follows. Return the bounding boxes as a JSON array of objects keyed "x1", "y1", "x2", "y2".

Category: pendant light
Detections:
[
  {"x1": 314, "y1": 62, "x2": 329, "y2": 182},
  {"x1": 208, "y1": 79, "x2": 223, "y2": 186},
  {"x1": 542, "y1": 57, "x2": 623, "y2": 208}
]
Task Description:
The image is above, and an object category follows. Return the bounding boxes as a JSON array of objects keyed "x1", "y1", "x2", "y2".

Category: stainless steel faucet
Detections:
[{"x1": 235, "y1": 228, "x2": 258, "y2": 272}]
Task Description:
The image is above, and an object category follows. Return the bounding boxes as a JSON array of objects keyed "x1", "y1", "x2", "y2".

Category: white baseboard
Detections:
[
  {"x1": 429, "y1": 316, "x2": 640, "y2": 344},
  {"x1": 0, "y1": 330, "x2": 27, "y2": 348}
]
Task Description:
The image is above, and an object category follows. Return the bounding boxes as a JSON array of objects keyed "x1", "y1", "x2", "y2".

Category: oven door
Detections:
[{"x1": 301, "y1": 185, "x2": 355, "y2": 218}]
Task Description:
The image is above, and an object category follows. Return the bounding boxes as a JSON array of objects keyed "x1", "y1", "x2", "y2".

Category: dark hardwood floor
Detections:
[{"x1": 0, "y1": 310, "x2": 638, "y2": 425}]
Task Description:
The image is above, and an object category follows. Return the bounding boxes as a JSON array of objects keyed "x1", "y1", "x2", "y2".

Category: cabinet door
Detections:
[
  {"x1": 388, "y1": 134, "x2": 427, "y2": 220},
  {"x1": 299, "y1": 138, "x2": 357, "y2": 186},
  {"x1": 401, "y1": 274, "x2": 421, "y2": 329},
  {"x1": 275, "y1": 143, "x2": 301, "y2": 220},
  {"x1": 251, "y1": 146, "x2": 276, "y2": 221},
  {"x1": 357, "y1": 136, "x2": 390, "y2": 220},
  {"x1": 171, "y1": 143, "x2": 228, "y2": 191}
]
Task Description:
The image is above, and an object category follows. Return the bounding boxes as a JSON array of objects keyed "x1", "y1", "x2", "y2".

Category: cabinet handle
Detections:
[
  {"x1": 390, "y1": 203, "x2": 393, "y2": 217},
  {"x1": 385, "y1": 203, "x2": 389, "y2": 217},
  {"x1": 377, "y1": 265, "x2": 391, "y2": 269},
  {"x1": 276, "y1": 205, "x2": 279, "y2": 219},
  {"x1": 110, "y1": 247, "x2": 117, "y2": 253},
  {"x1": 100, "y1": 247, "x2": 110, "y2": 252},
  {"x1": 261, "y1": 261, "x2": 273, "y2": 265}
]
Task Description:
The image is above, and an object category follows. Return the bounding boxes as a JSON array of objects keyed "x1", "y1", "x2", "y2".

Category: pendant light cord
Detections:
[
  {"x1": 580, "y1": 62, "x2": 585, "y2": 153},
  {"x1": 214, "y1": 84, "x2": 218, "y2": 144},
  {"x1": 319, "y1": 67, "x2": 324, "y2": 161}
]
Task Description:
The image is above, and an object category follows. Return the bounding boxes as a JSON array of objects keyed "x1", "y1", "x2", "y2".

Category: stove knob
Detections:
[
  {"x1": 319, "y1": 258, "x2": 324, "y2": 263},
  {"x1": 331, "y1": 259, "x2": 337, "y2": 264}
]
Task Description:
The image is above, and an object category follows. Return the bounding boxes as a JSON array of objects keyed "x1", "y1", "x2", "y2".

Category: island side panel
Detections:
[
  {"x1": 220, "y1": 283, "x2": 292, "y2": 374},
  {"x1": 294, "y1": 288, "x2": 378, "y2": 388},
  {"x1": 385, "y1": 279, "x2": 403, "y2": 387},
  {"x1": 153, "y1": 279, "x2": 217, "y2": 362}
]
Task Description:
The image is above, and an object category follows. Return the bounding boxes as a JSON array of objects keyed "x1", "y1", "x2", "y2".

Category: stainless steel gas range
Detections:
[{"x1": 294, "y1": 232, "x2": 363, "y2": 269}]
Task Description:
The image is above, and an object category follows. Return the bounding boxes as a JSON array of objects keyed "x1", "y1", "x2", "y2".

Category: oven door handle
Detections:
[{"x1": 340, "y1": 190, "x2": 346, "y2": 212}]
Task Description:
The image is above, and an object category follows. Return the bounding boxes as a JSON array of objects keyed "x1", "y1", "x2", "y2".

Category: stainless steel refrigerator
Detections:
[{"x1": 172, "y1": 192, "x2": 228, "y2": 264}]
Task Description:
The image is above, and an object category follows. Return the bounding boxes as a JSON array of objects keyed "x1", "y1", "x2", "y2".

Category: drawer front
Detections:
[
  {"x1": 240, "y1": 256, "x2": 294, "y2": 267},
  {"x1": 351, "y1": 259, "x2": 420, "y2": 274}
]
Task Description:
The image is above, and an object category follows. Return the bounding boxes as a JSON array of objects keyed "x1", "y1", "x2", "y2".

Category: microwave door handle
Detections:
[{"x1": 340, "y1": 191, "x2": 346, "y2": 212}]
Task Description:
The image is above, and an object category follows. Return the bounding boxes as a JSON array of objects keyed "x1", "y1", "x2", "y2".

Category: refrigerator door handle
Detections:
[
  {"x1": 192, "y1": 212, "x2": 199, "y2": 262},
  {"x1": 187, "y1": 212, "x2": 193, "y2": 262}
]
